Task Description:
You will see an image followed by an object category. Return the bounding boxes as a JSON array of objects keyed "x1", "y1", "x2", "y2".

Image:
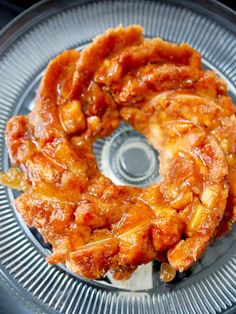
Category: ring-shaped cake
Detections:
[{"x1": 1, "y1": 25, "x2": 236, "y2": 281}]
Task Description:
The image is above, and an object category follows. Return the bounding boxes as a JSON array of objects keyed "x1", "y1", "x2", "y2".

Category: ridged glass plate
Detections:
[{"x1": 0, "y1": 0, "x2": 236, "y2": 313}]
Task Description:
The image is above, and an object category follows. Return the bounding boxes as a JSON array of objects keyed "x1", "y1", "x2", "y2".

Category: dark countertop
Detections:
[{"x1": 0, "y1": 0, "x2": 235, "y2": 313}]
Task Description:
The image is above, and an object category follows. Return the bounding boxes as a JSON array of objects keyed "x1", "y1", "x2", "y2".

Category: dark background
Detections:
[{"x1": 0, "y1": 0, "x2": 235, "y2": 313}]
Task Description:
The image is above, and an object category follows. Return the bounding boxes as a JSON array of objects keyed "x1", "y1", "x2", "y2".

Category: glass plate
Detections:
[{"x1": 0, "y1": 0, "x2": 236, "y2": 313}]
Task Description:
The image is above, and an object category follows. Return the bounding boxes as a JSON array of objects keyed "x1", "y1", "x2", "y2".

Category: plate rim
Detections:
[
  {"x1": 0, "y1": 0, "x2": 236, "y2": 54},
  {"x1": 0, "y1": 1, "x2": 236, "y2": 313}
]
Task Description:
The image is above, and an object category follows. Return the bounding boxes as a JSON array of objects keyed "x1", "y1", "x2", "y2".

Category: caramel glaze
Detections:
[{"x1": 1, "y1": 25, "x2": 236, "y2": 281}]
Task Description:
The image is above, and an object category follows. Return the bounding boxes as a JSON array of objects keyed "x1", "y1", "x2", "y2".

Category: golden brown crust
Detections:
[{"x1": 1, "y1": 25, "x2": 235, "y2": 281}]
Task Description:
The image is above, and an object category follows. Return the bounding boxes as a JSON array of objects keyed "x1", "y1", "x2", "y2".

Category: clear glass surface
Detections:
[{"x1": 0, "y1": 1, "x2": 236, "y2": 313}]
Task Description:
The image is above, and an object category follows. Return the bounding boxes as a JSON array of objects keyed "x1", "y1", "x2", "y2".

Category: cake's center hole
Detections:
[
  {"x1": 93, "y1": 122, "x2": 160, "y2": 187},
  {"x1": 118, "y1": 140, "x2": 156, "y2": 179}
]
